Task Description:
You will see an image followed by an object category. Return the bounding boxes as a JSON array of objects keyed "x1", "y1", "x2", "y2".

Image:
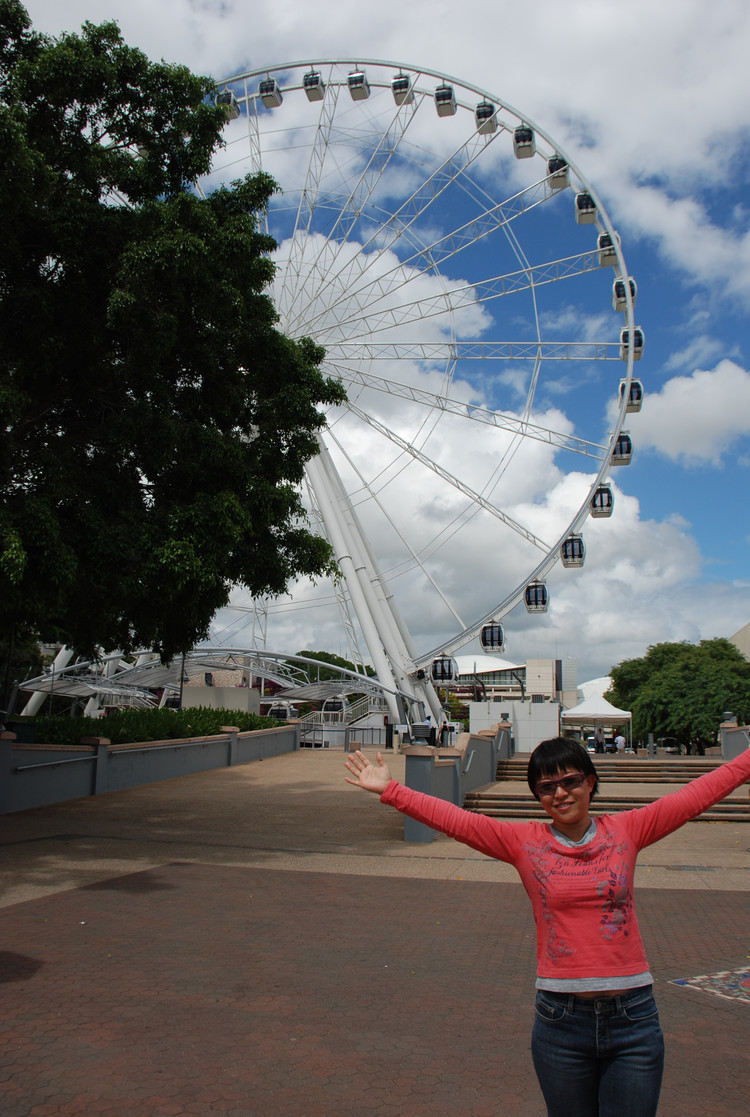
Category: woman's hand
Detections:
[{"x1": 344, "y1": 750, "x2": 393, "y2": 795}]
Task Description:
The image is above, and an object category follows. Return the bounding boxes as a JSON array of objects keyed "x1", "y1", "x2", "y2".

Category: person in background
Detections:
[
  {"x1": 423, "y1": 712, "x2": 436, "y2": 746},
  {"x1": 345, "y1": 736, "x2": 750, "y2": 1116}
]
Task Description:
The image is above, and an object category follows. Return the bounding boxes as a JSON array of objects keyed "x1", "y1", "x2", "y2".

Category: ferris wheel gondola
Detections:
[
  {"x1": 303, "y1": 70, "x2": 325, "y2": 101},
  {"x1": 620, "y1": 379, "x2": 643, "y2": 413},
  {"x1": 480, "y1": 622, "x2": 506, "y2": 653},
  {"x1": 611, "y1": 431, "x2": 634, "y2": 466},
  {"x1": 513, "y1": 125, "x2": 536, "y2": 158},
  {"x1": 434, "y1": 82, "x2": 457, "y2": 116},
  {"x1": 560, "y1": 534, "x2": 585, "y2": 569},
  {"x1": 524, "y1": 581, "x2": 549, "y2": 614},
  {"x1": 547, "y1": 155, "x2": 569, "y2": 189},
  {"x1": 431, "y1": 655, "x2": 458, "y2": 683},
  {"x1": 590, "y1": 484, "x2": 614, "y2": 518},
  {"x1": 475, "y1": 100, "x2": 497, "y2": 133}
]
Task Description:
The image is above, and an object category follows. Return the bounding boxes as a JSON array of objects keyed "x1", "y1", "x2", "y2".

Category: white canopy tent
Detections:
[{"x1": 560, "y1": 694, "x2": 632, "y2": 746}]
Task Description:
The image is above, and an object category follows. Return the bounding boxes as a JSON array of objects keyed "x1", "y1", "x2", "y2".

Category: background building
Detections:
[{"x1": 456, "y1": 654, "x2": 579, "y2": 753}]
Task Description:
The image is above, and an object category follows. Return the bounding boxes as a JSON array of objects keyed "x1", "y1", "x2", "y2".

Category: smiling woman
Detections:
[
  {"x1": 201, "y1": 59, "x2": 641, "y2": 720},
  {"x1": 344, "y1": 738, "x2": 750, "y2": 1116},
  {"x1": 527, "y1": 735, "x2": 601, "y2": 844},
  {"x1": 529, "y1": 747, "x2": 598, "y2": 842}
]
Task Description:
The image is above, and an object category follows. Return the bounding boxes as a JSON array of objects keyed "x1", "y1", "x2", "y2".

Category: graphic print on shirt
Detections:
[
  {"x1": 524, "y1": 840, "x2": 577, "y2": 965},
  {"x1": 524, "y1": 832, "x2": 634, "y2": 966},
  {"x1": 596, "y1": 862, "x2": 633, "y2": 939}
]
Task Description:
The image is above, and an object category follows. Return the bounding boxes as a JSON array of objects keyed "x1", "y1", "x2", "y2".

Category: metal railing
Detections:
[{"x1": 296, "y1": 695, "x2": 389, "y2": 749}]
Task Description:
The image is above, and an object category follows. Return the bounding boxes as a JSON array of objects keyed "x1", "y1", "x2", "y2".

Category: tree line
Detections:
[{"x1": 606, "y1": 638, "x2": 750, "y2": 754}]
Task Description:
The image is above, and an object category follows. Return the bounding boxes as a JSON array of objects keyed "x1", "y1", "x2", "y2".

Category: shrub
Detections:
[{"x1": 25, "y1": 707, "x2": 281, "y2": 746}]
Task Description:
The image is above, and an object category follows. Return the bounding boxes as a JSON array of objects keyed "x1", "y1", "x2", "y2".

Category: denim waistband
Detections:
[{"x1": 537, "y1": 985, "x2": 653, "y2": 1014}]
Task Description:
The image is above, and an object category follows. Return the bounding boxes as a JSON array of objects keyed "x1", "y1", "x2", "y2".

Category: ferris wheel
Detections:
[{"x1": 202, "y1": 59, "x2": 642, "y2": 723}]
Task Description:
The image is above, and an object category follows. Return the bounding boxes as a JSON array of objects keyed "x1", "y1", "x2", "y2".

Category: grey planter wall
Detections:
[
  {"x1": 0, "y1": 725, "x2": 297, "y2": 814},
  {"x1": 402, "y1": 728, "x2": 505, "y2": 842}
]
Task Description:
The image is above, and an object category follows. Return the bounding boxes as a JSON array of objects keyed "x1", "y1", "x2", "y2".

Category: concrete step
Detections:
[
  {"x1": 464, "y1": 789, "x2": 750, "y2": 823},
  {"x1": 496, "y1": 758, "x2": 722, "y2": 783}
]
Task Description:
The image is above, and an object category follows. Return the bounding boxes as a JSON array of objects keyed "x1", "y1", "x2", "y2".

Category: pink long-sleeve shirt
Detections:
[{"x1": 381, "y1": 749, "x2": 750, "y2": 984}]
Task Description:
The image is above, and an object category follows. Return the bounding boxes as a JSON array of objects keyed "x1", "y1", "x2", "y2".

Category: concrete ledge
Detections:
[
  {"x1": 403, "y1": 732, "x2": 505, "y2": 842},
  {"x1": 2, "y1": 724, "x2": 297, "y2": 814}
]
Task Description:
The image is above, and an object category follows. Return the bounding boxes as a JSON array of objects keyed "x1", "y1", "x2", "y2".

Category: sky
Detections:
[{"x1": 23, "y1": 0, "x2": 750, "y2": 685}]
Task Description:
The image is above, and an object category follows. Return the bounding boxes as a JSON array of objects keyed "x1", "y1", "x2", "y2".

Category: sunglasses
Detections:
[{"x1": 534, "y1": 772, "x2": 588, "y2": 798}]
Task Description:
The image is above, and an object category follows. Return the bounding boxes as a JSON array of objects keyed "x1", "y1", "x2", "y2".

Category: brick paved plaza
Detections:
[{"x1": 1, "y1": 750, "x2": 749, "y2": 1115}]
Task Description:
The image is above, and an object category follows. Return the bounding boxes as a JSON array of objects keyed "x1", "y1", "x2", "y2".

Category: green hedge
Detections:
[{"x1": 22, "y1": 707, "x2": 282, "y2": 747}]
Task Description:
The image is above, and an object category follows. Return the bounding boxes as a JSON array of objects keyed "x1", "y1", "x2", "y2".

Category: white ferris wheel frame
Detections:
[{"x1": 205, "y1": 59, "x2": 639, "y2": 724}]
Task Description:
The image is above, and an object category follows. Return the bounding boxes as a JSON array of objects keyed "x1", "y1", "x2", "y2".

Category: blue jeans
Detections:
[{"x1": 531, "y1": 986, "x2": 664, "y2": 1116}]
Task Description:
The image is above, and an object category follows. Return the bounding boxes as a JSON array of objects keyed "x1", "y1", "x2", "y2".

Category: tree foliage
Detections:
[
  {"x1": 0, "y1": 623, "x2": 42, "y2": 697},
  {"x1": 0, "y1": 2, "x2": 345, "y2": 660},
  {"x1": 606, "y1": 638, "x2": 750, "y2": 753},
  {"x1": 295, "y1": 650, "x2": 376, "y2": 682}
]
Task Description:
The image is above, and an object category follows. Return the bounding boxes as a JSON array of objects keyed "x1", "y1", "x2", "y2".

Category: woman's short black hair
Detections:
[{"x1": 526, "y1": 737, "x2": 599, "y2": 800}]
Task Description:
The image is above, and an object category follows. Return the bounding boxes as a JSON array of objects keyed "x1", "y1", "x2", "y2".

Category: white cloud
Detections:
[
  {"x1": 214, "y1": 469, "x2": 742, "y2": 681},
  {"x1": 633, "y1": 359, "x2": 750, "y2": 465},
  {"x1": 607, "y1": 185, "x2": 750, "y2": 303},
  {"x1": 662, "y1": 335, "x2": 730, "y2": 374},
  {"x1": 499, "y1": 484, "x2": 740, "y2": 679}
]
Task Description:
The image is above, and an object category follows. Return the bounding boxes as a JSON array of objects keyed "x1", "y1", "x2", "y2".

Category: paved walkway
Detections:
[{"x1": 1, "y1": 750, "x2": 749, "y2": 1115}]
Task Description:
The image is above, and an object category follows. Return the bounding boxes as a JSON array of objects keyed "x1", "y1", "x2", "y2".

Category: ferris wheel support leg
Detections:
[
  {"x1": 21, "y1": 646, "x2": 75, "y2": 716},
  {"x1": 417, "y1": 684, "x2": 444, "y2": 725},
  {"x1": 305, "y1": 454, "x2": 402, "y2": 725},
  {"x1": 313, "y1": 444, "x2": 418, "y2": 686},
  {"x1": 312, "y1": 445, "x2": 445, "y2": 727}
]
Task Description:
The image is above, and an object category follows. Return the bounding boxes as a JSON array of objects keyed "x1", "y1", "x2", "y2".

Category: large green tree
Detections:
[
  {"x1": 606, "y1": 638, "x2": 750, "y2": 753},
  {"x1": 0, "y1": 2, "x2": 344, "y2": 660}
]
